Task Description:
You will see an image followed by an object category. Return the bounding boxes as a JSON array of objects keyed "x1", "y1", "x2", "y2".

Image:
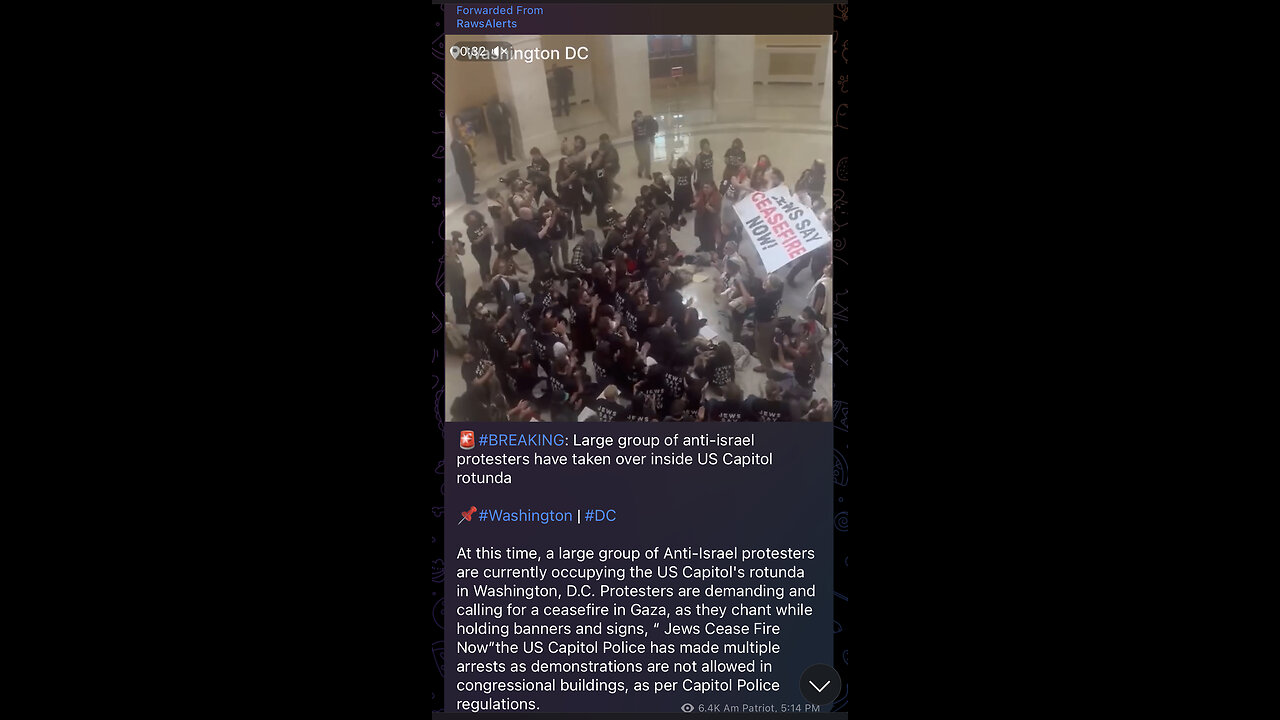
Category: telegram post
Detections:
[{"x1": 444, "y1": 423, "x2": 835, "y2": 714}]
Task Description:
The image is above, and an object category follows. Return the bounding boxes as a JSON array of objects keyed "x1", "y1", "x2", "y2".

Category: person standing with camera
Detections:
[{"x1": 631, "y1": 110, "x2": 658, "y2": 179}]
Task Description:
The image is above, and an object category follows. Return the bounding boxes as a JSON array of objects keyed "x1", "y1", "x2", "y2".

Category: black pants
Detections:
[
  {"x1": 634, "y1": 139, "x2": 652, "y2": 178},
  {"x1": 566, "y1": 196, "x2": 584, "y2": 235},
  {"x1": 535, "y1": 178, "x2": 559, "y2": 203},
  {"x1": 787, "y1": 251, "x2": 826, "y2": 283},
  {"x1": 458, "y1": 172, "x2": 476, "y2": 202},
  {"x1": 604, "y1": 170, "x2": 622, "y2": 202},
  {"x1": 448, "y1": 275, "x2": 468, "y2": 323},
  {"x1": 673, "y1": 190, "x2": 693, "y2": 217},
  {"x1": 473, "y1": 244, "x2": 492, "y2": 284},
  {"x1": 494, "y1": 129, "x2": 514, "y2": 162},
  {"x1": 531, "y1": 249, "x2": 553, "y2": 281},
  {"x1": 555, "y1": 93, "x2": 570, "y2": 116}
]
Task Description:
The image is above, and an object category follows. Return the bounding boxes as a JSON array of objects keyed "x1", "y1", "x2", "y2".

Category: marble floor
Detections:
[
  {"x1": 441, "y1": 87, "x2": 833, "y2": 419},
  {"x1": 450, "y1": 82, "x2": 826, "y2": 195}
]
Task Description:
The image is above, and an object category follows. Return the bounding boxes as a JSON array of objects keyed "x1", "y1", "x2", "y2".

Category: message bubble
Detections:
[{"x1": 444, "y1": 424, "x2": 833, "y2": 713}]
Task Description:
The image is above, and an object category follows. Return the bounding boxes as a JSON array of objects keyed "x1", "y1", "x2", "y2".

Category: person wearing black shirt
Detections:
[
  {"x1": 654, "y1": 236, "x2": 684, "y2": 267},
  {"x1": 450, "y1": 384, "x2": 490, "y2": 423},
  {"x1": 627, "y1": 393, "x2": 660, "y2": 422},
  {"x1": 464, "y1": 350, "x2": 507, "y2": 420},
  {"x1": 507, "y1": 206, "x2": 557, "y2": 281},
  {"x1": 485, "y1": 99, "x2": 517, "y2": 164},
  {"x1": 624, "y1": 197, "x2": 648, "y2": 235},
  {"x1": 595, "y1": 313, "x2": 626, "y2": 349},
  {"x1": 587, "y1": 151, "x2": 611, "y2": 221},
  {"x1": 650, "y1": 174, "x2": 674, "y2": 220},
  {"x1": 598, "y1": 204, "x2": 624, "y2": 238},
  {"x1": 527, "y1": 148, "x2": 559, "y2": 204},
  {"x1": 556, "y1": 158, "x2": 587, "y2": 237},
  {"x1": 736, "y1": 275, "x2": 784, "y2": 372},
  {"x1": 489, "y1": 323, "x2": 526, "y2": 403},
  {"x1": 644, "y1": 267, "x2": 668, "y2": 307},
  {"x1": 463, "y1": 211, "x2": 493, "y2": 284},
  {"x1": 619, "y1": 286, "x2": 642, "y2": 336},
  {"x1": 807, "y1": 160, "x2": 826, "y2": 199},
  {"x1": 550, "y1": 63, "x2": 573, "y2": 117},
  {"x1": 451, "y1": 136, "x2": 478, "y2": 204},
  {"x1": 511, "y1": 353, "x2": 543, "y2": 405},
  {"x1": 701, "y1": 341, "x2": 736, "y2": 390},
  {"x1": 670, "y1": 158, "x2": 695, "y2": 218},
  {"x1": 598, "y1": 134, "x2": 623, "y2": 202},
  {"x1": 695, "y1": 139, "x2": 715, "y2": 189},
  {"x1": 613, "y1": 339, "x2": 645, "y2": 391},
  {"x1": 630, "y1": 233, "x2": 655, "y2": 279},
  {"x1": 568, "y1": 289, "x2": 598, "y2": 352},
  {"x1": 589, "y1": 262, "x2": 612, "y2": 300},
  {"x1": 586, "y1": 384, "x2": 628, "y2": 422},
  {"x1": 633, "y1": 365, "x2": 670, "y2": 417},
  {"x1": 701, "y1": 382, "x2": 748, "y2": 422},
  {"x1": 746, "y1": 380, "x2": 791, "y2": 422},
  {"x1": 723, "y1": 138, "x2": 746, "y2": 183},
  {"x1": 663, "y1": 397, "x2": 694, "y2": 422},
  {"x1": 531, "y1": 282, "x2": 566, "y2": 323},
  {"x1": 675, "y1": 306, "x2": 703, "y2": 343},
  {"x1": 529, "y1": 316, "x2": 562, "y2": 368},
  {"x1": 601, "y1": 229, "x2": 624, "y2": 263},
  {"x1": 662, "y1": 364, "x2": 690, "y2": 413},
  {"x1": 631, "y1": 110, "x2": 659, "y2": 178}
]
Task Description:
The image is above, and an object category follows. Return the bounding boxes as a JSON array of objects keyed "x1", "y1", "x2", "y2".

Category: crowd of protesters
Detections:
[{"x1": 445, "y1": 115, "x2": 834, "y2": 423}]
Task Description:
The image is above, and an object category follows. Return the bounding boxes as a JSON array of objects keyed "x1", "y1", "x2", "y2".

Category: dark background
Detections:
[
  {"x1": 429, "y1": 2, "x2": 852, "y2": 714},
  {"x1": 443, "y1": 4, "x2": 832, "y2": 34},
  {"x1": 443, "y1": 423, "x2": 833, "y2": 713}
]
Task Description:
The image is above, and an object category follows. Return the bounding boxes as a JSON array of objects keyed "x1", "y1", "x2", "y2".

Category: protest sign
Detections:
[{"x1": 733, "y1": 185, "x2": 831, "y2": 273}]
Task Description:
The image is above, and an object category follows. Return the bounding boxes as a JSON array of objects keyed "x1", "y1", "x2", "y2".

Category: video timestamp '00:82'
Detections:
[{"x1": 452, "y1": 42, "x2": 513, "y2": 61}]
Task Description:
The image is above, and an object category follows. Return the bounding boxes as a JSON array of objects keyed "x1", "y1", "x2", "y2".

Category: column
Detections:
[
  {"x1": 601, "y1": 35, "x2": 653, "y2": 137},
  {"x1": 819, "y1": 36, "x2": 833, "y2": 124},
  {"x1": 697, "y1": 35, "x2": 714, "y2": 85},
  {"x1": 488, "y1": 35, "x2": 558, "y2": 159},
  {"x1": 713, "y1": 35, "x2": 755, "y2": 122}
]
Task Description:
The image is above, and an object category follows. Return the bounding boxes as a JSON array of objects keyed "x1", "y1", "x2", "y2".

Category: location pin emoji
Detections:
[{"x1": 449, "y1": 45, "x2": 461, "y2": 60}]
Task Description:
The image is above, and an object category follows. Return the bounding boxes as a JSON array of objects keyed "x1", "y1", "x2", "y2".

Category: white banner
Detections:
[{"x1": 733, "y1": 185, "x2": 831, "y2": 273}]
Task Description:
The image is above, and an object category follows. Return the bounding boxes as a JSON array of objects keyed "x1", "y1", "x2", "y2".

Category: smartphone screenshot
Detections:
[{"x1": 432, "y1": 2, "x2": 848, "y2": 716}]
